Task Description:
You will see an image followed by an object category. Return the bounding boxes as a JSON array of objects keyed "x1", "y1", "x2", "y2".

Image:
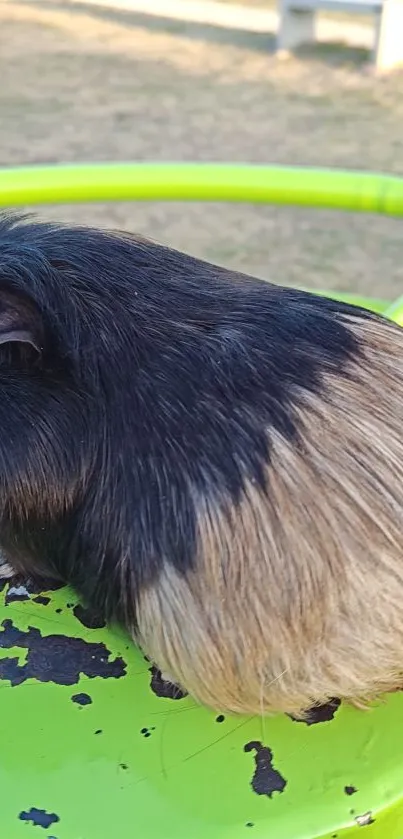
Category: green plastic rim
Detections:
[
  {"x1": 1, "y1": 161, "x2": 403, "y2": 215},
  {"x1": 0, "y1": 162, "x2": 402, "y2": 839}
]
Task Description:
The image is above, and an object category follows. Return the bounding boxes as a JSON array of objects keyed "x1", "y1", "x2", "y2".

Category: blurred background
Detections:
[{"x1": 1, "y1": 0, "x2": 403, "y2": 298}]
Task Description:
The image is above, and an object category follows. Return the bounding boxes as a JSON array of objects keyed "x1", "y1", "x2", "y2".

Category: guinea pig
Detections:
[{"x1": 0, "y1": 210, "x2": 403, "y2": 718}]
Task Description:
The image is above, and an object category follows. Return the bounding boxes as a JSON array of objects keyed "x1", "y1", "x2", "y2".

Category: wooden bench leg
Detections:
[
  {"x1": 277, "y1": 4, "x2": 316, "y2": 51},
  {"x1": 374, "y1": 0, "x2": 403, "y2": 72}
]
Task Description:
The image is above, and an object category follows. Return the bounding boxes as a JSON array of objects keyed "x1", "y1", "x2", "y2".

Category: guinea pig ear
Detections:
[{"x1": 0, "y1": 288, "x2": 43, "y2": 355}]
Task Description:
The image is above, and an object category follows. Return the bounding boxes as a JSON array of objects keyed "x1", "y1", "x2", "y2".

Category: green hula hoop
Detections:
[{"x1": 1, "y1": 161, "x2": 403, "y2": 215}]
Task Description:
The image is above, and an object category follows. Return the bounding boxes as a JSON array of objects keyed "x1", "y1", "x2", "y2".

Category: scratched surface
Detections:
[{"x1": 0, "y1": 577, "x2": 402, "y2": 839}]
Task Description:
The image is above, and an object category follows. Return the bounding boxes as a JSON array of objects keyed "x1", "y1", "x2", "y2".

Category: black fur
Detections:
[{"x1": 0, "y1": 212, "x2": 368, "y2": 626}]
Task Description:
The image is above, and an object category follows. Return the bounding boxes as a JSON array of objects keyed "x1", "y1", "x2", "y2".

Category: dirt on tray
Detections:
[{"x1": 1, "y1": 0, "x2": 403, "y2": 298}]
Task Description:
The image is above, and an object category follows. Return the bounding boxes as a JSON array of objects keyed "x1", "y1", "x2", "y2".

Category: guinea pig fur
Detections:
[{"x1": 0, "y1": 211, "x2": 403, "y2": 718}]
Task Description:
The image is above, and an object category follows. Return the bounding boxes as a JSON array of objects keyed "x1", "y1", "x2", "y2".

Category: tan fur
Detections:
[{"x1": 136, "y1": 313, "x2": 403, "y2": 716}]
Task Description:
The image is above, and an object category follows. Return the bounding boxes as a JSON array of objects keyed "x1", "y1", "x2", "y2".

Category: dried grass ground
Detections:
[{"x1": 1, "y1": 0, "x2": 403, "y2": 297}]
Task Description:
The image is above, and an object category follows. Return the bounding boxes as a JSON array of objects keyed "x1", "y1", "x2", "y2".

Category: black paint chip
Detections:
[
  {"x1": 72, "y1": 603, "x2": 106, "y2": 630},
  {"x1": 0, "y1": 618, "x2": 127, "y2": 686},
  {"x1": 288, "y1": 698, "x2": 341, "y2": 725},
  {"x1": 244, "y1": 741, "x2": 287, "y2": 798},
  {"x1": 140, "y1": 727, "x2": 156, "y2": 738},
  {"x1": 32, "y1": 596, "x2": 51, "y2": 606},
  {"x1": 345, "y1": 785, "x2": 358, "y2": 796},
  {"x1": 149, "y1": 666, "x2": 188, "y2": 700},
  {"x1": 71, "y1": 692, "x2": 92, "y2": 706},
  {"x1": 19, "y1": 808, "x2": 60, "y2": 829}
]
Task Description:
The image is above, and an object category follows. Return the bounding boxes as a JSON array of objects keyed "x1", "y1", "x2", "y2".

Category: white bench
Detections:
[{"x1": 277, "y1": 0, "x2": 403, "y2": 71}]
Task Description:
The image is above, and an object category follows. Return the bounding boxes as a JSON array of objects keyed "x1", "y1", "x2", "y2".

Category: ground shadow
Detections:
[
  {"x1": 15, "y1": 0, "x2": 373, "y2": 66},
  {"x1": 294, "y1": 40, "x2": 370, "y2": 68},
  {"x1": 17, "y1": 0, "x2": 277, "y2": 53}
]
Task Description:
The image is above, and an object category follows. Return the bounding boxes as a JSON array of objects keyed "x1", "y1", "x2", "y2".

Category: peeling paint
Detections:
[
  {"x1": 32, "y1": 595, "x2": 51, "y2": 606},
  {"x1": 288, "y1": 698, "x2": 341, "y2": 725},
  {"x1": 71, "y1": 692, "x2": 92, "y2": 706},
  {"x1": 19, "y1": 808, "x2": 60, "y2": 829},
  {"x1": 140, "y1": 727, "x2": 155, "y2": 738},
  {"x1": 244, "y1": 742, "x2": 287, "y2": 798},
  {"x1": 0, "y1": 619, "x2": 126, "y2": 686},
  {"x1": 149, "y1": 666, "x2": 187, "y2": 700}
]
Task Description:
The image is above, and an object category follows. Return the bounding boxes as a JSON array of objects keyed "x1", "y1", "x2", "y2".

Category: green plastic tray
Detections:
[{"x1": 1, "y1": 562, "x2": 403, "y2": 839}]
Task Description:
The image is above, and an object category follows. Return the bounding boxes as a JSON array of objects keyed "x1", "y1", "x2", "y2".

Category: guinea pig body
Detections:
[{"x1": 0, "y1": 212, "x2": 402, "y2": 716}]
